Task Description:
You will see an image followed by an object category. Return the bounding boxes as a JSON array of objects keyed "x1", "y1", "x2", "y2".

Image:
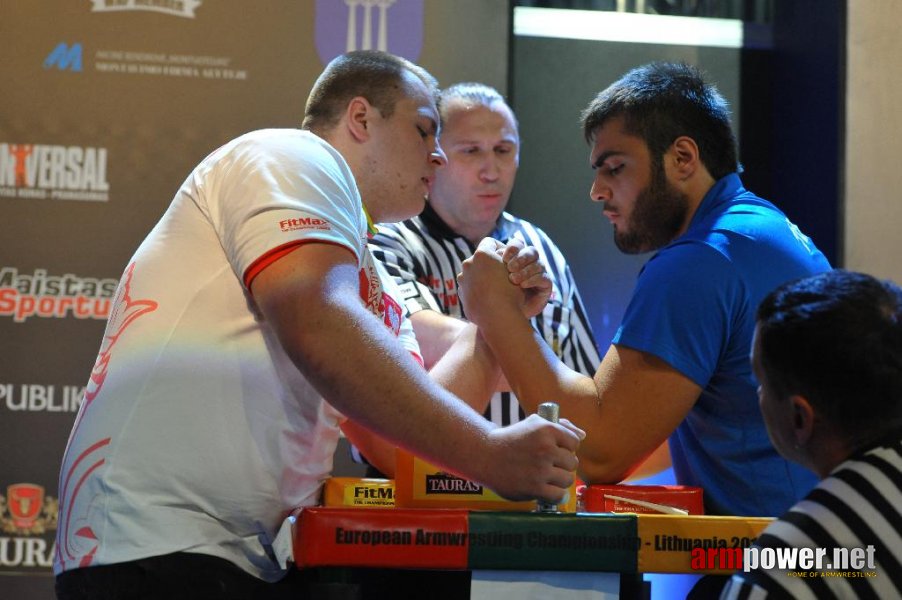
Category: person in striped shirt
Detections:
[
  {"x1": 721, "y1": 270, "x2": 902, "y2": 599},
  {"x1": 361, "y1": 82, "x2": 601, "y2": 475}
]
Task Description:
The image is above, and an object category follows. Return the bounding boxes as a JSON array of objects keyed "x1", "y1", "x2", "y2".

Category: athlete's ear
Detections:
[
  {"x1": 346, "y1": 97, "x2": 373, "y2": 143},
  {"x1": 667, "y1": 136, "x2": 701, "y2": 181}
]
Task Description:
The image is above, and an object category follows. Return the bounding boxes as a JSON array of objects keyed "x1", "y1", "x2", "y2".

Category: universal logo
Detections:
[
  {"x1": 0, "y1": 143, "x2": 110, "y2": 202},
  {"x1": 0, "y1": 484, "x2": 58, "y2": 536},
  {"x1": 424, "y1": 473, "x2": 483, "y2": 495}
]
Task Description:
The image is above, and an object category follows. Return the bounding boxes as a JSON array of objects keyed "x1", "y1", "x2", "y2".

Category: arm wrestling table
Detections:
[{"x1": 276, "y1": 507, "x2": 771, "y2": 600}]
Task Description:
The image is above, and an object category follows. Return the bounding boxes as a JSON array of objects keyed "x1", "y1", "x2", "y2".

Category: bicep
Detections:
[
  {"x1": 251, "y1": 241, "x2": 360, "y2": 346},
  {"x1": 582, "y1": 344, "x2": 701, "y2": 482}
]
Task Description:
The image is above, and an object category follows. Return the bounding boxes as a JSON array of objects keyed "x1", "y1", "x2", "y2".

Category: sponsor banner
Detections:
[
  {"x1": 323, "y1": 477, "x2": 395, "y2": 509},
  {"x1": 0, "y1": 143, "x2": 110, "y2": 202},
  {"x1": 467, "y1": 511, "x2": 638, "y2": 572},
  {"x1": 636, "y1": 514, "x2": 771, "y2": 574},
  {"x1": 293, "y1": 508, "x2": 790, "y2": 575},
  {"x1": 93, "y1": 49, "x2": 247, "y2": 81},
  {"x1": 43, "y1": 42, "x2": 84, "y2": 72},
  {"x1": 0, "y1": 483, "x2": 57, "y2": 573},
  {"x1": 0, "y1": 268, "x2": 117, "y2": 323},
  {"x1": 395, "y1": 450, "x2": 534, "y2": 511},
  {"x1": 292, "y1": 507, "x2": 639, "y2": 572},
  {"x1": 294, "y1": 507, "x2": 470, "y2": 569},
  {"x1": 0, "y1": 383, "x2": 85, "y2": 414},
  {"x1": 42, "y1": 42, "x2": 249, "y2": 82},
  {"x1": 0, "y1": 2, "x2": 510, "y2": 596},
  {"x1": 89, "y1": 0, "x2": 202, "y2": 19},
  {"x1": 394, "y1": 450, "x2": 570, "y2": 511}
]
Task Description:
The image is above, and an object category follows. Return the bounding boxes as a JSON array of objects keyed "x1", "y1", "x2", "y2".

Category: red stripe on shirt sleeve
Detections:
[{"x1": 243, "y1": 239, "x2": 357, "y2": 291}]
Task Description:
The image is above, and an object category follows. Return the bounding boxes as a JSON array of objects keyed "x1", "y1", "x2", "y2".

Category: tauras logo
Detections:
[
  {"x1": 0, "y1": 142, "x2": 110, "y2": 202},
  {"x1": 90, "y1": 0, "x2": 202, "y2": 18},
  {"x1": 425, "y1": 473, "x2": 483, "y2": 495},
  {"x1": 0, "y1": 267, "x2": 117, "y2": 323},
  {"x1": 0, "y1": 483, "x2": 57, "y2": 570},
  {"x1": 1, "y1": 485, "x2": 55, "y2": 533},
  {"x1": 0, "y1": 536, "x2": 55, "y2": 569}
]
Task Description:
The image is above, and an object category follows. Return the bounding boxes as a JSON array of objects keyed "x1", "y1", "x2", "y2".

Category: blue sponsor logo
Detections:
[{"x1": 44, "y1": 42, "x2": 83, "y2": 72}]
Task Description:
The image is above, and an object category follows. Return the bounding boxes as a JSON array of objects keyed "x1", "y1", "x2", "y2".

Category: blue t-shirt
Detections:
[{"x1": 613, "y1": 174, "x2": 831, "y2": 517}]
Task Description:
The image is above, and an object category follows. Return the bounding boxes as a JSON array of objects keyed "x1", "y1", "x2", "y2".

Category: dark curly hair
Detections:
[{"x1": 581, "y1": 62, "x2": 739, "y2": 180}]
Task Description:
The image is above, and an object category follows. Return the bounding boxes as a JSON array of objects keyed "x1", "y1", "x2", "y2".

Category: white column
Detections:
[
  {"x1": 377, "y1": 0, "x2": 397, "y2": 51},
  {"x1": 345, "y1": 0, "x2": 360, "y2": 52},
  {"x1": 361, "y1": 0, "x2": 375, "y2": 50}
]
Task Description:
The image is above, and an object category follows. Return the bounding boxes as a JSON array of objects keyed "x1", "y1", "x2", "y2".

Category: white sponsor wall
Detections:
[{"x1": 0, "y1": 1, "x2": 510, "y2": 597}]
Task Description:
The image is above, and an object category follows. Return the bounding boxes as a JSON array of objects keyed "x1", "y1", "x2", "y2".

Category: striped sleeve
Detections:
[
  {"x1": 369, "y1": 223, "x2": 441, "y2": 315},
  {"x1": 509, "y1": 217, "x2": 602, "y2": 378},
  {"x1": 369, "y1": 220, "x2": 471, "y2": 318}
]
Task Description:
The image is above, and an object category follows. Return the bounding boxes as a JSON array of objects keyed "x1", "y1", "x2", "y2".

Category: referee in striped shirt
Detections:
[
  {"x1": 721, "y1": 270, "x2": 902, "y2": 599},
  {"x1": 358, "y1": 83, "x2": 600, "y2": 475}
]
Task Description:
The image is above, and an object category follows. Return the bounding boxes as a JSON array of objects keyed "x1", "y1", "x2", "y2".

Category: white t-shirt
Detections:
[{"x1": 53, "y1": 129, "x2": 420, "y2": 581}]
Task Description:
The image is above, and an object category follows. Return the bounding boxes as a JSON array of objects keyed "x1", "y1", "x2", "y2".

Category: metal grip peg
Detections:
[
  {"x1": 537, "y1": 402, "x2": 560, "y2": 424},
  {"x1": 536, "y1": 402, "x2": 562, "y2": 513}
]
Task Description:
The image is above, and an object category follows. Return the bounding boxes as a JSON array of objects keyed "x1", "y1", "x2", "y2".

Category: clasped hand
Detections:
[{"x1": 458, "y1": 236, "x2": 552, "y2": 324}]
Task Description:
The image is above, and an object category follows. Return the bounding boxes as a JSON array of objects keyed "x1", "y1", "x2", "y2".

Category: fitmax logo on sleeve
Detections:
[{"x1": 44, "y1": 42, "x2": 83, "y2": 72}]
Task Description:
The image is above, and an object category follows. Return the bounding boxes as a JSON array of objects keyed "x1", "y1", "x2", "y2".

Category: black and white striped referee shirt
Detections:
[
  {"x1": 369, "y1": 203, "x2": 601, "y2": 427},
  {"x1": 721, "y1": 432, "x2": 902, "y2": 599}
]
